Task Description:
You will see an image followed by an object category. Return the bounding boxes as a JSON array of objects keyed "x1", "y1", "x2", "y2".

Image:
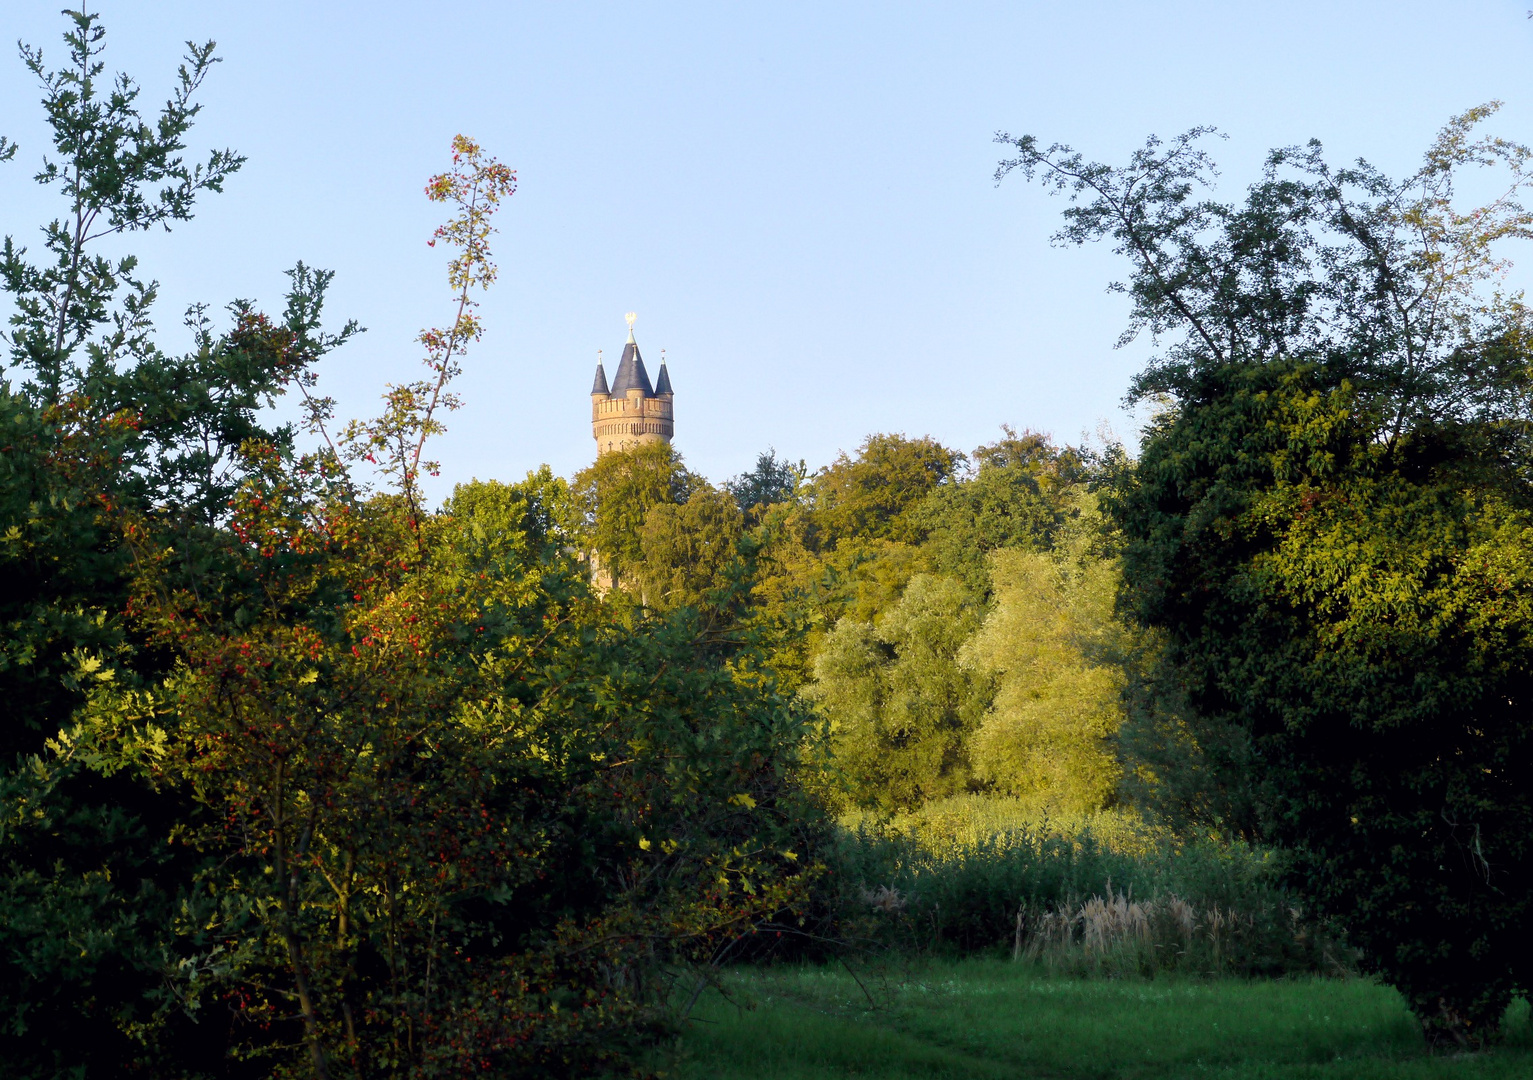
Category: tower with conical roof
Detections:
[{"x1": 590, "y1": 313, "x2": 674, "y2": 454}]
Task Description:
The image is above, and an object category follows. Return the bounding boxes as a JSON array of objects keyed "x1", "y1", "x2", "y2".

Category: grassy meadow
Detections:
[
  {"x1": 655, "y1": 803, "x2": 1529, "y2": 1078},
  {"x1": 662, "y1": 961, "x2": 1533, "y2": 1079}
]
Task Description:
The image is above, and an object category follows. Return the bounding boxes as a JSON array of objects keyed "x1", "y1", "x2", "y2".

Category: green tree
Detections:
[
  {"x1": 0, "y1": 8, "x2": 326, "y2": 762},
  {"x1": 571, "y1": 441, "x2": 702, "y2": 588},
  {"x1": 83, "y1": 455, "x2": 812, "y2": 1078},
  {"x1": 809, "y1": 433, "x2": 964, "y2": 548},
  {"x1": 726, "y1": 447, "x2": 805, "y2": 520},
  {"x1": 961, "y1": 497, "x2": 1131, "y2": 813},
  {"x1": 999, "y1": 106, "x2": 1533, "y2": 1044},
  {"x1": 3, "y1": 107, "x2": 818, "y2": 1080},
  {"x1": 743, "y1": 433, "x2": 964, "y2": 684},
  {"x1": 3, "y1": 10, "x2": 243, "y2": 406},
  {"x1": 637, "y1": 484, "x2": 746, "y2": 615},
  {"x1": 0, "y1": 13, "x2": 357, "y2": 1076},
  {"x1": 912, "y1": 428, "x2": 1088, "y2": 596},
  {"x1": 743, "y1": 431, "x2": 1096, "y2": 698},
  {"x1": 806, "y1": 574, "x2": 990, "y2": 811}
]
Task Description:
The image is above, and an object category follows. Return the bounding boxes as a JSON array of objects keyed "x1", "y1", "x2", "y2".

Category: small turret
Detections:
[
  {"x1": 591, "y1": 350, "x2": 610, "y2": 397},
  {"x1": 654, "y1": 349, "x2": 673, "y2": 397}
]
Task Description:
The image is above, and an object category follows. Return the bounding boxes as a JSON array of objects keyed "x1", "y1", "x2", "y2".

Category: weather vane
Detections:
[{"x1": 625, "y1": 311, "x2": 637, "y2": 330}]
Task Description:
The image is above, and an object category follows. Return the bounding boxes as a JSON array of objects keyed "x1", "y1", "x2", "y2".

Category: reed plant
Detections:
[
  {"x1": 1015, "y1": 882, "x2": 1346, "y2": 977},
  {"x1": 826, "y1": 796, "x2": 1347, "y2": 975}
]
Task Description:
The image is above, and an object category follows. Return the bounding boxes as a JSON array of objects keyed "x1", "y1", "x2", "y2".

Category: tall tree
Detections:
[
  {"x1": 637, "y1": 484, "x2": 746, "y2": 616},
  {"x1": 726, "y1": 447, "x2": 805, "y2": 520},
  {"x1": 912, "y1": 429, "x2": 1088, "y2": 597},
  {"x1": 0, "y1": 13, "x2": 354, "y2": 1075},
  {"x1": 998, "y1": 106, "x2": 1533, "y2": 1044},
  {"x1": 338, "y1": 134, "x2": 515, "y2": 530}
]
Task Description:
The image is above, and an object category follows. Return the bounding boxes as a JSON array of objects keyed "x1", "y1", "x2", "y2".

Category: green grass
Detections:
[{"x1": 660, "y1": 960, "x2": 1533, "y2": 1079}]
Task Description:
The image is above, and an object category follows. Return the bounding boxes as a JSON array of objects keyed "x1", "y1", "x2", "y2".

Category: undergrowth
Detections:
[{"x1": 823, "y1": 796, "x2": 1348, "y2": 976}]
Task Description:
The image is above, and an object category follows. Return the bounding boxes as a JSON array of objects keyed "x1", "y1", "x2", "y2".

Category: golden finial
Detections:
[{"x1": 625, "y1": 311, "x2": 637, "y2": 343}]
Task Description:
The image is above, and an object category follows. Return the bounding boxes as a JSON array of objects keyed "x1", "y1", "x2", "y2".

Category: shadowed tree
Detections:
[{"x1": 999, "y1": 104, "x2": 1533, "y2": 1045}]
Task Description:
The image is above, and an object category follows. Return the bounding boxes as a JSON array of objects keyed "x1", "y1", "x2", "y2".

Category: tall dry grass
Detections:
[{"x1": 1015, "y1": 882, "x2": 1349, "y2": 977}]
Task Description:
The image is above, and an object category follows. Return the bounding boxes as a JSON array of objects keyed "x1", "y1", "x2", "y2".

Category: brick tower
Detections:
[{"x1": 591, "y1": 313, "x2": 674, "y2": 455}]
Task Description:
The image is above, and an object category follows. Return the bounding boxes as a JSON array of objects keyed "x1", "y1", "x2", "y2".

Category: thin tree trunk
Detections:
[{"x1": 272, "y1": 764, "x2": 331, "y2": 1079}]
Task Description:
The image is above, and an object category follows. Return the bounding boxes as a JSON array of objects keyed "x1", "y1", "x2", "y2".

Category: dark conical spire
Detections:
[
  {"x1": 609, "y1": 339, "x2": 655, "y2": 396},
  {"x1": 654, "y1": 360, "x2": 673, "y2": 396},
  {"x1": 591, "y1": 357, "x2": 610, "y2": 395}
]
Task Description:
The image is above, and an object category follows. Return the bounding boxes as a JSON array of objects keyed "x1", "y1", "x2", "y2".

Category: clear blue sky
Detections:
[{"x1": 4, "y1": 1, "x2": 1531, "y2": 499}]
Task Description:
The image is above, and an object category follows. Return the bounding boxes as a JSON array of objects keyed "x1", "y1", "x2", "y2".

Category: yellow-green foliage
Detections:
[
  {"x1": 810, "y1": 433, "x2": 965, "y2": 544},
  {"x1": 962, "y1": 501, "x2": 1133, "y2": 814},
  {"x1": 839, "y1": 793, "x2": 1162, "y2": 857},
  {"x1": 802, "y1": 484, "x2": 1138, "y2": 818},
  {"x1": 806, "y1": 575, "x2": 991, "y2": 812}
]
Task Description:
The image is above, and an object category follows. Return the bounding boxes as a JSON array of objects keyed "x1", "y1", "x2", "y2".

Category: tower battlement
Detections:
[{"x1": 590, "y1": 314, "x2": 674, "y2": 454}]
